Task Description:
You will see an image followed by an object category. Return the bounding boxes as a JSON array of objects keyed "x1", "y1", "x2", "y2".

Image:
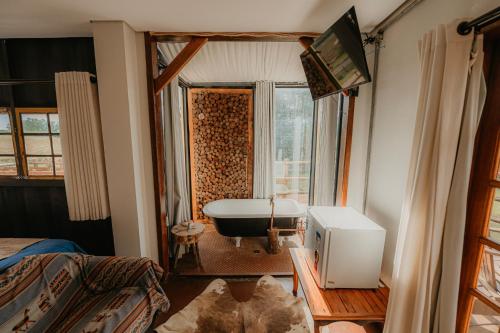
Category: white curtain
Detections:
[
  {"x1": 163, "y1": 77, "x2": 191, "y2": 226},
  {"x1": 384, "y1": 22, "x2": 485, "y2": 333},
  {"x1": 55, "y1": 71, "x2": 110, "y2": 221},
  {"x1": 434, "y1": 35, "x2": 486, "y2": 333},
  {"x1": 159, "y1": 42, "x2": 306, "y2": 83},
  {"x1": 311, "y1": 94, "x2": 339, "y2": 206},
  {"x1": 253, "y1": 81, "x2": 275, "y2": 199}
]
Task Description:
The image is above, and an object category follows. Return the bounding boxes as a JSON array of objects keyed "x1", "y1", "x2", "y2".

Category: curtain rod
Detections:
[
  {"x1": 457, "y1": 6, "x2": 500, "y2": 35},
  {"x1": 369, "y1": 0, "x2": 424, "y2": 35},
  {"x1": 0, "y1": 75, "x2": 97, "y2": 86}
]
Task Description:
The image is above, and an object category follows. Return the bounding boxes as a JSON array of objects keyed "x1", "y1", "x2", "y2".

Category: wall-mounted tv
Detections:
[{"x1": 301, "y1": 7, "x2": 371, "y2": 100}]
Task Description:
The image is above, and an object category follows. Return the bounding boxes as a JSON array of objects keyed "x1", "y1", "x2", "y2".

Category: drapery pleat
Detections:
[
  {"x1": 383, "y1": 21, "x2": 484, "y2": 333},
  {"x1": 253, "y1": 81, "x2": 275, "y2": 199},
  {"x1": 311, "y1": 94, "x2": 339, "y2": 206},
  {"x1": 55, "y1": 71, "x2": 110, "y2": 221},
  {"x1": 163, "y1": 77, "x2": 191, "y2": 226},
  {"x1": 433, "y1": 34, "x2": 485, "y2": 333}
]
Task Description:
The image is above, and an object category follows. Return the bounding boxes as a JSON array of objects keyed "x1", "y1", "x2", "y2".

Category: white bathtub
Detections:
[{"x1": 203, "y1": 199, "x2": 306, "y2": 246}]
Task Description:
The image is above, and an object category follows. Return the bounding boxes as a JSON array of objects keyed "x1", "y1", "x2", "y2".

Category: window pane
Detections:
[
  {"x1": 497, "y1": 161, "x2": 500, "y2": 181},
  {"x1": 468, "y1": 296, "x2": 499, "y2": 332},
  {"x1": 489, "y1": 188, "x2": 500, "y2": 243},
  {"x1": 52, "y1": 135, "x2": 61, "y2": 155},
  {"x1": 274, "y1": 88, "x2": 314, "y2": 204},
  {"x1": 21, "y1": 113, "x2": 48, "y2": 133},
  {"x1": 49, "y1": 114, "x2": 60, "y2": 133},
  {"x1": 25, "y1": 135, "x2": 52, "y2": 155},
  {"x1": 54, "y1": 157, "x2": 64, "y2": 176},
  {"x1": 27, "y1": 156, "x2": 53, "y2": 176},
  {"x1": 0, "y1": 156, "x2": 17, "y2": 175},
  {"x1": 476, "y1": 244, "x2": 500, "y2": 308},
  {"x1": 0, "y1": 134, "x2": 14, "y2": 154},
  {"x1": 0, "y1": 113, "x2": 11, "y2": 133}
]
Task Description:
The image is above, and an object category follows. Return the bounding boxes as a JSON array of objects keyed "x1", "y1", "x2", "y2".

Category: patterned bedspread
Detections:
[{"x1": 0, "y1": 253, "x2": 169, "y2": 333}]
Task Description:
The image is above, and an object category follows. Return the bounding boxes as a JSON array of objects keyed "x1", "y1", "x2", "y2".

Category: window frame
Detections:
[
  {"x1": 9, "y1": 107, "x2": 64, "y2": 180},
  {"x1": 456, "y1": 27, "x2": 500, "y2": 332},
  {"x1": 0, "y1": 107, "x2": 19, "y2": 176},
  {"x1": 273, "y1": 84, "x2": 317, "y2": 205}
]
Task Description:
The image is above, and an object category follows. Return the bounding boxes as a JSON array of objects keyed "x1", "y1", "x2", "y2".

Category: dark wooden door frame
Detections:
[{"x1": 144, "y1": 31, "x2": 359, "y2": 271}]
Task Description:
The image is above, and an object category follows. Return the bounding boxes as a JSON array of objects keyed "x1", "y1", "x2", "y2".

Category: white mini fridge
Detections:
[{"x1": 304, "y1": 206, "x2": 386, "y2": 289}]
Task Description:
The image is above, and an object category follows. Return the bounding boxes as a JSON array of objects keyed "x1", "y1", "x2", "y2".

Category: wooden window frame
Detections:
[
  {"x1": 0, "y1": 107, "x2": 18, "y2": 176},
  {"x1": 456, "y1": 26, "x2": 500, "y2": 332},
  {"x1": 14, "y1": 107, "x2": 63, "y2": 180}
]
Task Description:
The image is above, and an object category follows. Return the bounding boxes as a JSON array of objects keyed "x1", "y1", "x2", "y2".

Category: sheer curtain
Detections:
[
  {"x1": 384, "y1": 21, "x2": 485, "y2": 333},
  {"x1": 311, "y1": 94, "x2": 339, "y2": 206},
  {"x1": 253, "y1": 81, "x2": 275, "y2": 199},
  {"x1": 55, "y1": 71, "x2": 110, "y2": 221},
  {"x1": 163, "y1": 77, "x2": 191, "y2": 226}
]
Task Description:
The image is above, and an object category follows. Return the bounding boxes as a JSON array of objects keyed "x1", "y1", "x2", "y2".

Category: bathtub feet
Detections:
[{"x1": 233, "y1": 237, "x2": 242, "y2": 248}]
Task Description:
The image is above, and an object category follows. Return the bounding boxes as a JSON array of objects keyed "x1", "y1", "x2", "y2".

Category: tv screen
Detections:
[{"x1": 301, "y1": 7, "x2": 371, "y2": 100}]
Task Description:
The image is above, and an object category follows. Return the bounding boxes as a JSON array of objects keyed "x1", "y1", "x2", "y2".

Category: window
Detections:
[
  {"x1": 0, "y1": 108, "x2": 17, "y2": 176},
  {"x1": 456, "y1": 28, "x2": 500, "y2": 332},
  {"x1": 0, "y1": 107, "x2": 63, "y2": 178},
  {"x1": 274, "y1": 87, "x2": 315, "y2": 204}
]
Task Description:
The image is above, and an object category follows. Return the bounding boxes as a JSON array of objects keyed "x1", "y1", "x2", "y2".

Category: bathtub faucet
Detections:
[{"x1": 269, "y1": 194, "x2": 276, "y2": 229}]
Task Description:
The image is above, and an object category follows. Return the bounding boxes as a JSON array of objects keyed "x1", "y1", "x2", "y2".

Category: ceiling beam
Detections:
[
  {"x1": 151, "y1": 32, "x2": 320, "y2": 42},
  {"x1": 298, "y1": 36, "x2": 315, "y2": 49},
  {"x1": 154, "y1": 37, "x2": 208, "y2": 94}
]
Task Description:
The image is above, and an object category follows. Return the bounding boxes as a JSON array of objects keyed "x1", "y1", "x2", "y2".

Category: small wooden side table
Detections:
[
  {"x1": 171, "y1": 222, "x2": 205, "y2": 270},
  {"x1": 289, "y1": 248, "x2": 389, "y2": 333}
]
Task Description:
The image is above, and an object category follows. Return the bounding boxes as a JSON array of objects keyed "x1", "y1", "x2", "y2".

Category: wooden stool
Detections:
[
  {"x1": 320, "y1": 322, "x2": 367, "y2": 333},
  {"x1": 171, "y1": 221, "x2": 205, "y2": 270}
]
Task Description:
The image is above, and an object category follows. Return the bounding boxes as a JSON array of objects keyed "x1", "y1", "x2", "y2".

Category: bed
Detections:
[
  {"x1": 0, "y1": 238, "x2": 169, "y2": 332},
  {"x1": 0, "y1": 238, "x2": 84, "y2": 273}
]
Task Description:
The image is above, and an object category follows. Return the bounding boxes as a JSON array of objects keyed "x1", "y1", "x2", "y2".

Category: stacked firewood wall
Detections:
[{"x1": 188, "y1": 89, "x2": 253, "y2": 221}]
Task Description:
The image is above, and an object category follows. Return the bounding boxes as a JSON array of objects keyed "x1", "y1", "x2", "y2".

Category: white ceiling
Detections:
[{"x1": 1, "y1": 0, "x2": 405, "y2": 38}]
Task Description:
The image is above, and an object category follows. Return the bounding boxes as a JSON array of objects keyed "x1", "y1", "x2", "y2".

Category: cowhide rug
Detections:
[{"x1": 155, "y1": 275, "x2": 309, "y2": 333}]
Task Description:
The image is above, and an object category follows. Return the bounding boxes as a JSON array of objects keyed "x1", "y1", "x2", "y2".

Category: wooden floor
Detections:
[{"x1": 152, "y1": 275, "x2": 383, "y2": 333}]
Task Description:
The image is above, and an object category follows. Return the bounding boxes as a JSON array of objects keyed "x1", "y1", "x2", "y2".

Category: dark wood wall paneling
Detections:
[{"x1": 0, "y1": 38, "x2": 114, "y2": 256}]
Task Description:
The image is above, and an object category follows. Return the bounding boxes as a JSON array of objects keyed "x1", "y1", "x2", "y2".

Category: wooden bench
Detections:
[{"x1": 289, "y1": 248, "x2": 389, "y2": 333}]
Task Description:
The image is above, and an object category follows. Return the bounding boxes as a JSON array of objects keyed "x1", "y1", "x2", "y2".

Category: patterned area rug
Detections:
[
  {"x1": 155, "y1": 275, "x2": 308, "y2": 333},
  {"x1": 175, "y1": 224, "x2": 299, "y2": 276}
]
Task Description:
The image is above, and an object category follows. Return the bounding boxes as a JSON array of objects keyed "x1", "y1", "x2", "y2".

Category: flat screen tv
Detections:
[{"x1": 301, "y1": 7, "x2": 371, "y2": 100}]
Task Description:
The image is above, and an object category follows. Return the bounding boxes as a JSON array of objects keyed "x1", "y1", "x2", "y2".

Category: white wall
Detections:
[
  {"x1": 348, "y1": 0, "x2": 498, "y2": 285},
  {"x1": 92, "y1": 21, "x2": 158, "y2": 261},
  {"x1": 347, "y1": 43, "x2": 374, "y2": 212}
]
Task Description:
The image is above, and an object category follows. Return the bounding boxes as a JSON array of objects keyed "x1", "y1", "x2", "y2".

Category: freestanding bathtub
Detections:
[{"x1": 203, "y1": 198, "x2": 307, "y2": 246}]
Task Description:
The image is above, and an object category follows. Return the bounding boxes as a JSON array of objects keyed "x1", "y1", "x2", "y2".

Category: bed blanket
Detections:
[{"x1": 0, "y1": 253, "x2": 169, "y2": 333}]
